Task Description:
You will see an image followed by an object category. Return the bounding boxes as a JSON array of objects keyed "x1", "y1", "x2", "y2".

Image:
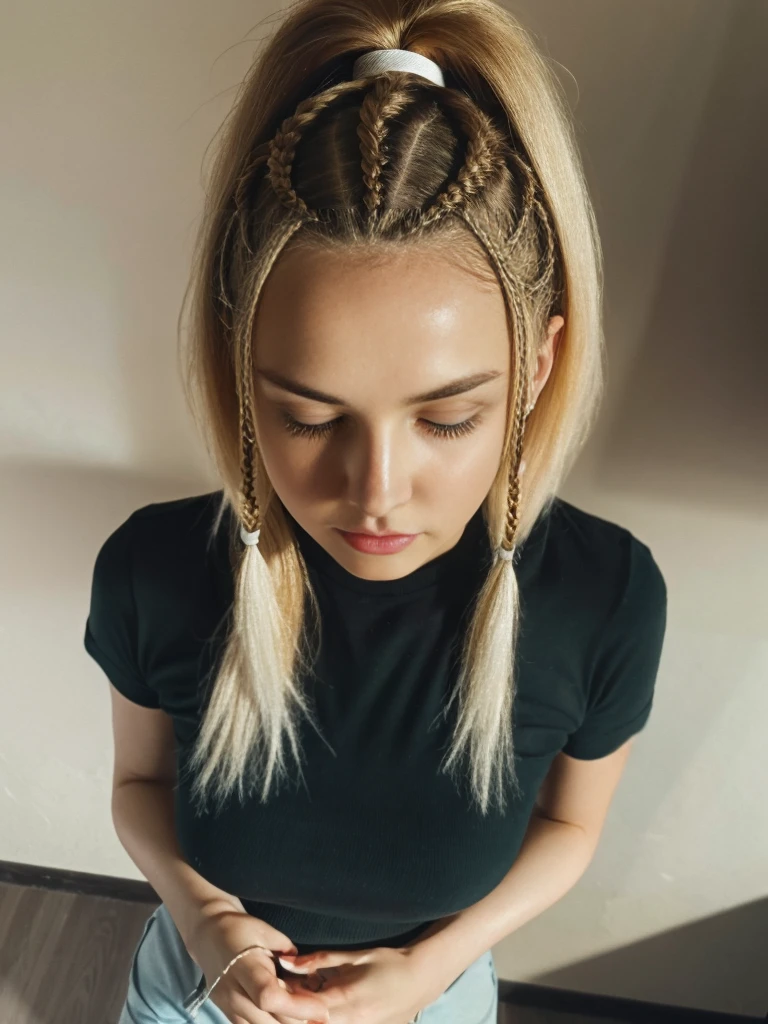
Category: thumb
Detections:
[{"x1": 260, "y1": 928, "x2": 298, "y2": 956}]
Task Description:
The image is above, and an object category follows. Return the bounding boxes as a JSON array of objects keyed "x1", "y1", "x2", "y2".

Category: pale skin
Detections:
[{"x1": 246, "y1": 246, "x2": 635, "y2": 1023}]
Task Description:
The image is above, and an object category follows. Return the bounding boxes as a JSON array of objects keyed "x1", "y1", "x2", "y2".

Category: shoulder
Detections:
[
  {"x1": 126, "y1": 489, "x2": 229, "y2": 563},
  {"x1": 544, "y1": 497, "x2": 667, "y2": 631},
  {"x1": 85, "y1": 491, "x2": 230, "y2": 704},
  {"x1": 96, "y1": 489, "x2": 231, "y2": 608},
  {"x1": 129, "y1": 489, "x2": 226, "y2": 535}
]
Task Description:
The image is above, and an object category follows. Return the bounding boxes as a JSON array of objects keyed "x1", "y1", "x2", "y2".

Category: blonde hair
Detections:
[{"x1": 178, "y1": 0, "x2": 604, "y2": 817}]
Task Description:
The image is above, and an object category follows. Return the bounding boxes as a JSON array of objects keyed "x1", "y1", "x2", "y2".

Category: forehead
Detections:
[{"x1": 253, "y1": 245, "x2": 511, "y2": 381}]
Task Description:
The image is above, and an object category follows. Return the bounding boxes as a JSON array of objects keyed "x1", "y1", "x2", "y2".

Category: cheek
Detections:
[
  {"x1": 435, "y1": 412, "x2": 506, "y2": 481},
  {"x1": 437, "y1": 433, "x2": 504, "y2": 491},
  {"x1": 252, "y1": 409, "x2": 305, "y2": 498}
]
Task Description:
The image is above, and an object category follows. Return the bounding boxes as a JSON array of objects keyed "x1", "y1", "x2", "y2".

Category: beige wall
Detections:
[{"x1": 1, "y1": 1, "x2": 765, "y2": 1016}]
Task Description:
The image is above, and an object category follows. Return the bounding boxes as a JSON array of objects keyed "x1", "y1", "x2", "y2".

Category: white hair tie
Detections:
[{"x1": 353, "y1": 48, "x2": 445, "y2": 87}]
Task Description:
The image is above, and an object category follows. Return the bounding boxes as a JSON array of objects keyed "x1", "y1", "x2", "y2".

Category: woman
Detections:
[{"x1": 85, "y1": 1, "x2": 668, "y2": 1022}]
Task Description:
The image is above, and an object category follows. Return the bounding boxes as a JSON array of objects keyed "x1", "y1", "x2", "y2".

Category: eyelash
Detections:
[{"x1": 281, "y1": 412, "x2": 481, "y2": 441}]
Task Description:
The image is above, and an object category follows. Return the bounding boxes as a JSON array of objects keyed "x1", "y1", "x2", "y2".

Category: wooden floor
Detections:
[{"x1": 0, "y1": 881, "x2": 609, "y2": 1023}]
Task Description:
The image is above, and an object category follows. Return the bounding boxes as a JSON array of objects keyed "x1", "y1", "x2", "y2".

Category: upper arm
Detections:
[
  {"x1": 85, "y1": 517, "x2": 175, "y2": 786},
  {"x1": 534, "y1": 739, "x2": 634, "y2": 846},
  {"x1": 110, "y1": 682, "x2": 177, "y2": 788},
  {"x1": 85, "y1": 517, "x2": 164, "y2": 709},
  {"x1": 534, "y1": 538, "x2": 667, "y2": 843}
]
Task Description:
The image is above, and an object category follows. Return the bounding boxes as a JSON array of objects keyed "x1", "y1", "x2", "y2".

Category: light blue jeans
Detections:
[{"x1": 118, "y1": 902, "x2": 498, "y2": 1023}]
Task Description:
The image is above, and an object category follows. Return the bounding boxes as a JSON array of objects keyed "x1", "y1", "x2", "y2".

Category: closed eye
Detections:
[{"x1": 281, "y1": 412, "x2": 481, "y2": 441}]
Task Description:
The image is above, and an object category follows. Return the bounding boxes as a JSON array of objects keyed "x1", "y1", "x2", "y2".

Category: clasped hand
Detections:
[{"x1": 277, "y1": 943, "x2": 437, "y2": 1024}]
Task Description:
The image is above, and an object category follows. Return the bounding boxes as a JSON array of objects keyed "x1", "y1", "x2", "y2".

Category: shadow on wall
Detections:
[
  {"x1": 595, "y1": 0, "x2": 768, "y2": 511},
  {"x1": 532, "y1": 896, "x2": 768, "y2": 1017}
]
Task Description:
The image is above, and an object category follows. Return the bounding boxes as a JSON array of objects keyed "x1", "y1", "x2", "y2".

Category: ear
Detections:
[
  {"x1": 530, "y1": 315, "x2": 564, "y2": 398},
  {"x1": 548, "y1": 314, "x2": 565, "y2": 360}
]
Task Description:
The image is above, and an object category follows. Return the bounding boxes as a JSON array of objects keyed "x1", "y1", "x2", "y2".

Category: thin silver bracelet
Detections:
[{"x1": 186, "y1": 944, "x2": 273, "y2": 1019}]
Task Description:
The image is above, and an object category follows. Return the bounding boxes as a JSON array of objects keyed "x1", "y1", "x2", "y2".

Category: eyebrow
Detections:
[{"x1": 256, "y1": 368, "x2": 504, "y2": 406}]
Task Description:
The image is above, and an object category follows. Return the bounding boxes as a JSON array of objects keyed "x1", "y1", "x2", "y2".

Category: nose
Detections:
[{"x1": 343, "y1": 423, "x2": 413, "y2": 519}]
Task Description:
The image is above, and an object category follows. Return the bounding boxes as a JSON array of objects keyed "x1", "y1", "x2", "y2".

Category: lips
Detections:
[
  {"x1": 343, "y1": 531, "x2": 412, "y2": 537},
  {"x1": 335, "y1": 529, "x2": 419, "y2": 555}
]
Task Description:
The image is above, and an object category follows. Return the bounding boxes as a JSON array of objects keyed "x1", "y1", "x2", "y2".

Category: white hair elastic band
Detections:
[
  {"x1": 240, "y1": 525, "x2": 260, "y2": 546},
  {"x1": 353, "y1": 48, "x2": 445, "y2": 87}
]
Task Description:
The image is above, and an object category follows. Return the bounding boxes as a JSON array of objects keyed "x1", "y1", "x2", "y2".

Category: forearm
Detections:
[
  {"x1": 111, "y1": 780, "x2": 245, "y2": 950},
  {"x1": 403, "y1": 809, "x2": 597, "y2": 989}
]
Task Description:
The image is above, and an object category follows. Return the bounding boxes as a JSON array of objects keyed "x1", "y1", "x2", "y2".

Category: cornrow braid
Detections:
[
  {"x1": 418, "y1": 94, "x2": 508, "y2": 230},
  {"x1": 266, "y1": 79, "x2": 369, "y2": 217},
  {"x1": 358, "y1": 75, "x2": 414, "y2": 226},
  {"x1": 499, "y1": 150, "x2": 560, "y2": 302}
]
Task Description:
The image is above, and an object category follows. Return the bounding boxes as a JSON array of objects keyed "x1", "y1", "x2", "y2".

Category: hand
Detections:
[
  {"x1": 185, "y1": 902, "x2": 331, "y2": 1023},
  {"x1": 277, "y1": 945, "x2": 438, "y2": 1024}
]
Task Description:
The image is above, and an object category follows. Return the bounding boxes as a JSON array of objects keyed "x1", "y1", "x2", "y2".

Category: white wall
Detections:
[{"x1": 1, "y1": 1, "x2": 765, "y2": 1016}]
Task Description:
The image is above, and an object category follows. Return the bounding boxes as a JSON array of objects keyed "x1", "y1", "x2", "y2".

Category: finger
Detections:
[
  {"x1": 230, "y1": 1011, "x2": 307, "y2": 1024},
  {"x1": 281, "y1": 950, "x2": 362, "y2": 971},
  {"x1": 229, "y1": 1014, "x2": 279, "y2": 1024},
  {"x1": 239, "y1": 972, "x2": 330, "y2": 1023},
  {"x1": 228, "y1": 979, "x2": 311, "y2": 1024},
  {"x1": 212, "y1": 977, "x2": 269, "y2": 1024},
  {"x1": 244, "y1": 1008, "x2": 314, "y2": 1024}
]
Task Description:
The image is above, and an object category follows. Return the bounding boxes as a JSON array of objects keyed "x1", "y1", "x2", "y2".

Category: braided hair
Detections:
[{"x1": 179, "y1": 0, "x2": 602, "y2": 817}]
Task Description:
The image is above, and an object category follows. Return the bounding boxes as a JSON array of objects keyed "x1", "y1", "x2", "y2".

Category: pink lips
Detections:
[{"x1": 335, "y1": 529, "x2": 418, "y2": 554}]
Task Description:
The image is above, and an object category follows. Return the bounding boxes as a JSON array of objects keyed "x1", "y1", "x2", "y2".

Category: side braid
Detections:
[
  {"x1": 238, "y1": 373, "x2": 261, "y2": 537},
  {"x1": 502, "y1": 288, "x2": 530, "y2": 552},
  {"x1": 458, "y1": 211, "x2": 532, "y2": 556},
  {"x1": 475, "y1": 149, "x2": 559, "y2": 555},
  {"x1": 237, "y1": 218, "x2": 306, "y2": 536},
  {"x1": 496, "y1": 257, "x2": 531, "y2": 554}
]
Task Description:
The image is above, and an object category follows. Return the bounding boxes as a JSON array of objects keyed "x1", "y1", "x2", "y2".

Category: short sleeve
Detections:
[
  {"x1": 84, "y1": 516, "x2": 160, "y2": 708},
  {"x1": 562, "y1": 537, "x2": 667, "y2": 760}
]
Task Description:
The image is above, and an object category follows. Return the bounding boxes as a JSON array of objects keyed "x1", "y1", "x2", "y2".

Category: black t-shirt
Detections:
[{"x1": 84, "y1": 490, "x2": 667, "y2": 954}]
